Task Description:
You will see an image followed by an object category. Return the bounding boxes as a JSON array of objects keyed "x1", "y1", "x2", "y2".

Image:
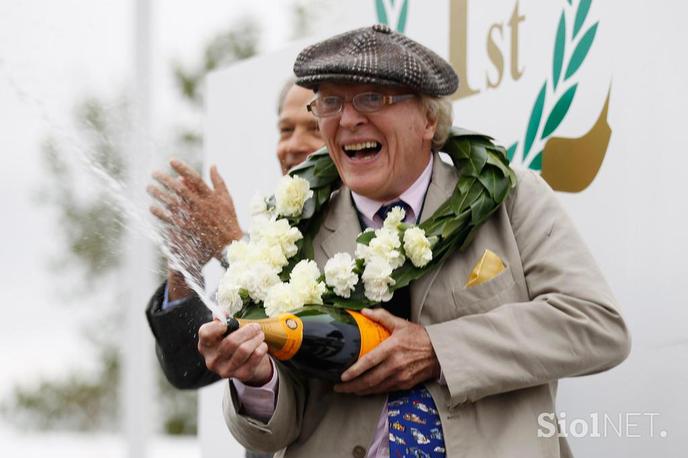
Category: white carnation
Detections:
[
  {"x1": 361, "y1": 257, "x2": 395, "y2": 302},
  {"x1": 274, "y1": 175, "x2": 313, "y2": 218},
  {"x1": 324, "y1": 253, "x2": 359, "y2": 298},
  {"x1": 290, "y1": 260, "x2": 326, "y2": 305},
  {"x1": 224, "y1": 239, "x2": 249, "y2": 264},
  {"x1": 383, "y1": 206, "x2": 406, "y2": 229},
  {"x1": 249, "y1": 241, "x2": 288, "y2": 271},
  {"x1": 264, "y1": 283, "x2": 301, "y2": 317},
  {"x1": 216, "y1": 276, "x2": 243, "y2": 317},
  {"x1": 368, "y1": 228, "x2": 405, "y2": 269},
  {"x1": 232, "y1": 261, "x2": 281, "y2": 303},
  {"x1": 226, "y1": 238, "x2": 287, "y2": 272},
  {"x1": 403, "y1": 227, "x2": 433, "y2": 268},
  {"x1": 355, "y1": 242, "x2": 372, "y2": 261},
  {"x1": 251, "y1": 217, "x2": 302, "y2": 260}
]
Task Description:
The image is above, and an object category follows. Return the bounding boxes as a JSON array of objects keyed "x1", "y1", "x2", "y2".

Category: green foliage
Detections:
[
  {"x1": 1, "y1": 347, "x2": 119, "y2": 431},
  {"x1": 542, "y1": 84, "x2": 578, "y2": 138},
  {"x1": 564, "y1": 22, "x2": 598, "y2": 80},
  {"x1": 552, "y1": 12, "x2": 566, "y2": 90},
  {"x1": 172, "y1": 16, "x2": 260, "y2": 109},
  {"x1": 524, "y1": 82, "x2": 547, "y2": 157}
]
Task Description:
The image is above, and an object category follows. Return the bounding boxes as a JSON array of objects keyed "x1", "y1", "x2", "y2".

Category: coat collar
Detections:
[{"x1": 317, "y1": 152, "x2": 458, "y2": 319}]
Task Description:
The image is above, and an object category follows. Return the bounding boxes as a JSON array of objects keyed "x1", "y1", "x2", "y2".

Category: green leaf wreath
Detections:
[{"x1": 232, "y1": 127, "x2": 516, "y2": 319}]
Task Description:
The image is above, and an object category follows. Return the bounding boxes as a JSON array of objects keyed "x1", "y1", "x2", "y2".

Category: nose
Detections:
[{"x1": 339, "y1": 100, "x2": 367, "y2": 130}]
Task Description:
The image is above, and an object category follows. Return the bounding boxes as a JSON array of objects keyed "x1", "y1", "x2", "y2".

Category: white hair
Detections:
[{"x1": 420, "y1": 95, "x2": 453, "y2": 152}]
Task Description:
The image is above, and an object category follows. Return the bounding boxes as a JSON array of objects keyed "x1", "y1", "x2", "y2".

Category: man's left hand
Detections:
[{"x1": 334, "y1": 308, "x2": 441, "y2": 396}]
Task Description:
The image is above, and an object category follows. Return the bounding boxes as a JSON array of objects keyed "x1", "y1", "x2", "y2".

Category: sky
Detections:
[{"x1": 0, "y1": 0, "x2": 303, "y2": 403}]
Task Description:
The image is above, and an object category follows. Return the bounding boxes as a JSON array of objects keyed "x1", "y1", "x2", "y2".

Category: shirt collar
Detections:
[{"x1": 351, "y1": 154, "x2": 434, "y2": 229}]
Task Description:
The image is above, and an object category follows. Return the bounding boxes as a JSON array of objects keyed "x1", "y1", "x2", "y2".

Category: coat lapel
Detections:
[
  {"x1": 411, "y1": 153, "x2": 458, "y2": 322},
  {"x1": 316, "y1": 187, "x2": 362, "y2": 267}
]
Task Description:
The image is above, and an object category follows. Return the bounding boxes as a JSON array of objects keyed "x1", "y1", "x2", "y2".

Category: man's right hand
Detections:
[
  {"x1": 148, "y1": 160, "x2": 243, "y2": 268},
  {"x1": 197, "y1": 320, "x2": 274, "y2": 386}
]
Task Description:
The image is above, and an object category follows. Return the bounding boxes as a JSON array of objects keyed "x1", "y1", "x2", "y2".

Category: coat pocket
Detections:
[{"x1": 451, "y1": 264, "x2": 516, "y2": 315}]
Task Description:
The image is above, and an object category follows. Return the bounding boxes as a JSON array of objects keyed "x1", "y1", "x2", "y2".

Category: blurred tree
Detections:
[{"x1": 0, "y1": 14, "x2": 262, "y2": 435}]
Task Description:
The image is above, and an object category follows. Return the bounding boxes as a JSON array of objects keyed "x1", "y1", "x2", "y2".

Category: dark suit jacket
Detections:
[{"x1": 145, "y1": 283, "x2": 220, "y2": 389}]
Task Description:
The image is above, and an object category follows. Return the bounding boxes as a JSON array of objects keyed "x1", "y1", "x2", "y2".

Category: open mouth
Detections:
[{"x1": 342, "y1": 141, "x2": 382, "y2": 160}]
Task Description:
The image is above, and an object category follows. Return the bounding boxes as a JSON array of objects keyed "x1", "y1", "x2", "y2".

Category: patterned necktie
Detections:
[
  {"x1": 375, "y1": 200, "x2": 410, "y2": 227},
  {"x1": 376, "y1": 202, "x2": 447, "y2": 457},
  {"x1": 388, "y1": 387, "x2": 445, "y2": 457}
]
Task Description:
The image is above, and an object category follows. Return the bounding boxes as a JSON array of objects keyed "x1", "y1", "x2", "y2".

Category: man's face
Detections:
[
  {"x1": 276, "y1": 85, "x2": 323, "y2": 175},
  {"x1": 317, "y1": 83, "x2": 436, "y2": 201}
]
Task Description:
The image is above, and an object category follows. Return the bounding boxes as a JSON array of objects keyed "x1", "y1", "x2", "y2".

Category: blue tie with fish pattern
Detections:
[
  {"x1": 388, "y1": 386, "x2": 446, "y2": 457},
  {"x1": 377, "y1": 202, "x2": 446, "y2": 457}
]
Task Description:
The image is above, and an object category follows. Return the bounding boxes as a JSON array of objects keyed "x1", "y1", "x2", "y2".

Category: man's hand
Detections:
[
  {"x1": 148, "y1": 160, "x2": 243, "y2": 267},
  {"x1": 334, "y1": 308, "x2": 441, "y2": 396},
  {"x1": 197, "y1": 320, "x2": 274, "y2": 386}
]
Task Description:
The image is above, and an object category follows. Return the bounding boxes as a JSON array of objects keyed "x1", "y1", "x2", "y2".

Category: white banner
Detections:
[{"x1": 202, "y1": 1, "x2": 688, "y2": 456}]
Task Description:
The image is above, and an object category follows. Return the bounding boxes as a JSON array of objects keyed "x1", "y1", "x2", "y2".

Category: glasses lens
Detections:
[
  {"x1": 353, "y1": 93, "x2": 384, "y2": 112},
  {"x1": 314, "y1": 96, "x2": 342, "y2": 117}
]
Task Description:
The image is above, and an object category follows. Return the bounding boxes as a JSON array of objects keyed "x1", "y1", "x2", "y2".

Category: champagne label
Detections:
[
  {"x1": 346, "y1": 310, "x2": 391, "y2": 359},
  {"x1": 272, "y1": 314, "x2": 303, "y2": 361},
  {"x1": 237, "y1": 314, "x2": 303, "y2": 361}
]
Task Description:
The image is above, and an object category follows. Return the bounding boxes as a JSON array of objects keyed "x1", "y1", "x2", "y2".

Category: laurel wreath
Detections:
[
  {"x1": 236, "y1": 127, "x2": 517, "y2": 319},
  {"x1": 508, "y1": 0, "x2": 598, "y2": 170}
]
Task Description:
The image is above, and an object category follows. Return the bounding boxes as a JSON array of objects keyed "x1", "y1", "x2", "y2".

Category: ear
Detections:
[{"x1": 421, "y1": 106, "x2": 439, "y2": 143}]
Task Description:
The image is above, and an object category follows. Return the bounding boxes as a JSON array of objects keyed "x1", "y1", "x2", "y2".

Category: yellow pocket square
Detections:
[{"x1": 465, "y1": 249, "x2": 506, "y2": 288}]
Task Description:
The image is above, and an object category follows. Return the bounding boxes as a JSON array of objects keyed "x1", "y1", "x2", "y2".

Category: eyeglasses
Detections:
[{"x1": 306, "y1": 92, "x2": 416, "y2": 118}]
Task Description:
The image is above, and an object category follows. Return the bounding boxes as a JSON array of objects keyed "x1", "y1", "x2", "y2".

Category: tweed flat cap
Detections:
[{"x1": 293, "y1": 24, "x2": 458, "y2": 96}]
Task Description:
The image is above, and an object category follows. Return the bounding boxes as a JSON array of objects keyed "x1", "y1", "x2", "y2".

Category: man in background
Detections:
[{"x1": 145, "y1": 80, "x2": 322, "y2": 458}]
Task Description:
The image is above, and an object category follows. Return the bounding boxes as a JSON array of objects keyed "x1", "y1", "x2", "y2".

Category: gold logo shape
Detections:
[{"x1": 541, "y1": 88, "x2": 612, "y2": 192}]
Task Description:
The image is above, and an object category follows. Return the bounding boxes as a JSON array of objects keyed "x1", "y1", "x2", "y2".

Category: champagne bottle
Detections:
[{"x1": 225, "y1": 306, "x2": 390, "y2": 382}]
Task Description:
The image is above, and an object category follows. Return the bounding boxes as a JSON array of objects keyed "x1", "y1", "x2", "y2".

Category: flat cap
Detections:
[{"x1": 293, "y1": 24, "x2": 458, "y2": 96}]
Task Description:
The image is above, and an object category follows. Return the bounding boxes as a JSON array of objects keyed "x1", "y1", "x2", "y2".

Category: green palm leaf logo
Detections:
[
  {"x1": 375, "y1": 0, "x2": 409, "y2": 33},
  {"x1": 509, "y1": 0, "x2": 600, "y2": 172}
]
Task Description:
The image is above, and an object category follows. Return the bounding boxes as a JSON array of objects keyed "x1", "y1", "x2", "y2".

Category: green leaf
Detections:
[
  {"x1": 397, "y1": 0, "x2": 409, "y2": 33},
  {"x1": 238, "y1": 303, "x2": 268, "y2": 320},
  {"x1": 573, "y1": 0, "x2": 592, "y2": 39},
  {"x1": 529, "y1": 151, "x2": 543, "y2": 171},
  {"x1": 356, "y1": 229, "x2": 376, "y2": 245},
  {"x1": 462, "y1": 144, "x2": 488, "y2": 177},
  {"x1": 470, "y1": 193, "x2": 495, "y2": 225},
  {"x1": 300, "y1": 195, "x2": 316, "y2": 219},
  {"x1": 541, "y1": 83, "x2": 578, "y2": 139},
  {"x1": 565, "y1": 22, "x2": 598, "y2": 80},
  {"x1": 524, "y1": 82, "x2": 547, "y2": 156},
  {"x1": 477, "y1": 166, "x2": 508, "y2": 202},
  {"x1": 506, "y1": 142, "x2": 518, "y2": 161},
  {"x1": 375, "y1": 0, "x2": 388, "y2": 25},
  {"x1": 316, "y1": 186, "x2": 331, "y2": 207},
  {"x1": 553, "y1": 11, "x2": 566, "y2": 90},
  {"x1": 451, "y1": 179, "x2": 481, "y2": 214}
]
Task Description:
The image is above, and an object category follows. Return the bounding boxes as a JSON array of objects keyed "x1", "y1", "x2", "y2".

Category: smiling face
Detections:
[
  {"x1": 276, "y1": 85, "x2": 323, "y2": 174},
  {"x1": 316, "y1": 83, "x2": 437, "y2": 201}
]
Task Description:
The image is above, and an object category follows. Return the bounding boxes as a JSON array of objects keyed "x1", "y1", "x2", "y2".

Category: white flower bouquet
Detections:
[{"x1": 216, "y1": 128, "x2": 517, "y2": 319}]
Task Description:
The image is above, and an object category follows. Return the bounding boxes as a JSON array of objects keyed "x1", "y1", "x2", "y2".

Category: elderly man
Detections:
[
  {"x1": 197, "y1": 25, "x2": 630, "y2": 457},
  {"x1": 145, "y1": 80, "x2": 322, "y2": 389}
]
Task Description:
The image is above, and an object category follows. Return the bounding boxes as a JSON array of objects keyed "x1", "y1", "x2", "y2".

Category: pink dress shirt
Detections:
[{"x1": 233, "y1": 155, "x2": 435, "y2": 458}]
